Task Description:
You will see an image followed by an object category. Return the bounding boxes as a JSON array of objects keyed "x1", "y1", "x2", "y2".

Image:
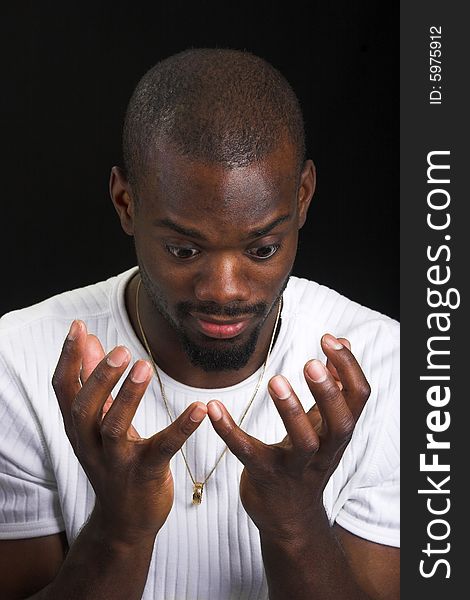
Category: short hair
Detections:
[{"x1": 122, "y1": 48, "x2": 306, "y2": 192}]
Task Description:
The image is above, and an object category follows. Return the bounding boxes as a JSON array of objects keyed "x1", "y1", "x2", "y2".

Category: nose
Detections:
[{"x1": 194, "y1": 254, "x2": 251, "y2": 306}]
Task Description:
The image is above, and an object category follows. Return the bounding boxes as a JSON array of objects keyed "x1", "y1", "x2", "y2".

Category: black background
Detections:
[{"x1": 0, "y1": 2, "x2": 398, "y2": 320}]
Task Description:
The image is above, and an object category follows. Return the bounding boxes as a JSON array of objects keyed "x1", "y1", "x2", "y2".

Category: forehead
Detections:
[{"x1": 139, "y1": 141, "x2": 299, "y2": 232}]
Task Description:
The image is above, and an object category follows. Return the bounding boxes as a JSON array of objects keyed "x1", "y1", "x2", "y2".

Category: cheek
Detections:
[
  {"x1": 134, "y1": 235, "x2": 185, "y2": 302},
  {"x1": 248, "y1": 257, "x2": 296, "y2": 301},
  {"x1": 146, "y1": 260, "x2": 189, "y2": 299},
  {"x1": 273, "y1": 235, "x2": 298, "y2": 278},
  {"x1": 134, "y1": 231, "x2": 166, "y2": 276}
]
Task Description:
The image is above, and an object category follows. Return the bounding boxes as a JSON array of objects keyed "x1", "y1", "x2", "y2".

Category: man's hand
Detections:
[
  {"x1": 206, "y1": 333, "x2": 370, "y2": 538},
  {"x1": 52, "y1": 320, "x2": 207, "y2": 544}
]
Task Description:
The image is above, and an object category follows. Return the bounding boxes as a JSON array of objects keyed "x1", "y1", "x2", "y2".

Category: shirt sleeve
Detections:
[
  {"x1": 0, "y1": 355, "x2": 65, "y2": 539},
  {"x1": 334, "y1": 318, "x2": 400, "y2": 548},
  {"x1": 335, "y1": 465, "x2": 400, "y2": 547}
]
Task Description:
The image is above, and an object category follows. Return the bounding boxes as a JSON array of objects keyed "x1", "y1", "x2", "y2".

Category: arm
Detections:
[
  {"x1": 30, "y1": 511, "x2": 158, "y2": 600},
  {"x1": 0, "y1": 534, "x2": 67, "y2": 599},
  {"x1": 258, "y1": 519, "x2": 399, "y2": 600},
  {"x1": 0, "y1": 320, "x2": 207, "y2": 599},
  {"x1": 0, "y1": 522, "x2": 156, "y2": 600},
  {"x1": 334, "y1": 525, "x2": 400, "y2": 600},
  {"x1": 207, "y1": 333, "x2": 399, "y2": 600}
]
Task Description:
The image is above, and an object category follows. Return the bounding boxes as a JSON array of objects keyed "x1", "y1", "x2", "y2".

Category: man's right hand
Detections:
[{"x1": 52, "y1": 319, "x2": 207, "y2": 544}]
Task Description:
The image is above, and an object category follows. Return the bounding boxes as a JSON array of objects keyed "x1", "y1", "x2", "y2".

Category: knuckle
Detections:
[
  {"x1": 92, "y1": 365, "x2": 113, "y2": 386},
  {"x1": 158, "y1": 437, "x2": 179, "y2": 458},
  {"x1": 331, "y1": 413, "x2": 355, "y2": 443},
  {"x1": 219, "y1": 420, "x2": 236, "y2": 440},
  {"x1": 357, "y1": 380, "x2": 371, "y2": 399},
  {"x1": 322, "y1": 381, "x2": 342, "y2": 403},
  {"x1": 285, "y1": 402, "x2": 305, "y2": 420},
  {"x1": 116, "y1": 384, "x2": 138, "y2": 406},
  {"x1": 237, "y1": 437, "x2": 256, "y2": 461},
  {"x1": 179, "y1": 419, "x2": 196, "y2": 437},
  {"x1": 100, "y1": 418, "x2": 123, "y2": 441},
  {"x1": 298, "y1": 438, "x2": 320, "y2": 455},
  {"x1": 340, "y1": 349, "x2": 356, "y2": 365},
  {"x1": 71, "y1": 399, "x2": 89, "y2": 423}
]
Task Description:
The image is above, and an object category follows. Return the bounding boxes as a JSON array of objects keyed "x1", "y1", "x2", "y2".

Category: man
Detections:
[{"x1": 0, "y1": 49, "x2": 399, "y2": 599}]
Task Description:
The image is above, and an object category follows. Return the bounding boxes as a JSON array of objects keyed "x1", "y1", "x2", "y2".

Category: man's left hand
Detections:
[{"x1": 207, "y1": 333, "x2": 370, "y2": 538}]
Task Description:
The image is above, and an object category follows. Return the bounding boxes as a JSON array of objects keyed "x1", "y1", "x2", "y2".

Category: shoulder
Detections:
[
  {"x1": 0, "y1": 268, "x2": 136, "y2": 384},
  {"x1": 283, "y1": 276, "x2": 399, "y2": 352},
  {"x1": 1, "y1": 271, "x2": 128, "y2": 331},
  {"x1": 0, "y1": 268, "x2": 135, "y2": 340}
]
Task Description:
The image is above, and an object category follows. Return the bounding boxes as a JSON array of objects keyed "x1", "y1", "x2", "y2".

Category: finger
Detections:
[
  {"x1": 304, "y1": 359, "x2": 355, "y2": 452},
  {"x1": 72, "y1": 345, "x2": 131, "y2": 448},
  {"x1": 81, "y1": 334, "x2": 106, "y2": 383},
  {"x1": 150, "y1": 402, "x2": 208, "y2": 464},
  {"x1": 100, "y1": 359, "x2": 153, "y2": 446},
  {"x1": 268, "y1": 375, "x2": 320, "y2": 454},
  {"x1": 207, "y1": 400, "x2": 268, "y2": 469},
  {"x1": 80, "y1": 335, "x2": 114, "y2": 418},
  {"x1": 52, "y1": 320, "x2": 87, "y2": 436},
  {"x1": 325, "y1": 337, "x2": 351, "y2": 389},
  {"x1": 321, "y1": 334, "x2": 370, "y2": 420}
]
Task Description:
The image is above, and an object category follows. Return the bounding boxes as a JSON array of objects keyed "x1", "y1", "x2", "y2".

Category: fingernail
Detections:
[
  {"x1": 306, "y1": 360, "x2": 327, "y2": 383},
  {"x1": 67, "y1": 320, "x2": 81, "y2": 341},
  {"x1": 190, "y1": 404, "x2": 207, "y2": 423},
  {"x1": 323, "y1": 334, "x2": 343, "y2": 350},
  {"x1": 131, "y1": 360, "x2": 152, "y2": 383},
  {"x1": 270, "y1": 375, "x2": 291, "y2": 400},
  {"x1": 208, "y1": 401, "x2": 223, "y2": 421},
  {"x1": 106, "y1": 346, "x2": 130, "y2": 367}
]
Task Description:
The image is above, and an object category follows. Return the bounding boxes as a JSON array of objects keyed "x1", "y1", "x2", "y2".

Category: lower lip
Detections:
[{"x1": 195, "y1": 318, "x2": 250, "y2": 339}]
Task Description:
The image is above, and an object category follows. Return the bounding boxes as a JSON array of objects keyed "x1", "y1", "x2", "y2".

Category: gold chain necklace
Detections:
[{"x1": 135, "y1": 276, "x2": 282, "y2": 505}]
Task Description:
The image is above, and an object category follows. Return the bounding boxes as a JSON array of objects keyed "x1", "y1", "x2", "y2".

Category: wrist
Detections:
[
  {"x1": 88, "y1": 505, "x2": 158, "y2": 551},
  {"x1": 259, "y1": 504, "x2": 330, "y2": 549}
]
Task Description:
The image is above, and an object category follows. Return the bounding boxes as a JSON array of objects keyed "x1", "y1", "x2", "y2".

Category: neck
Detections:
[{"x1": 125, "y1": 273, "x2": 281, "y2": 389}]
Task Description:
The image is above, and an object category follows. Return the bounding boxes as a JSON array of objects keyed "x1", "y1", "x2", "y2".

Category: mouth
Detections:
[{"x1": 190, "y1": 313, "x2": 253, "y2": 339}]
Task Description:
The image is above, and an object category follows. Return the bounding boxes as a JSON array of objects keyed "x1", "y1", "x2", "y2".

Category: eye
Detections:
[
  {"x1": 247, "y1": 244, "x2": 281, "y2": 260},
  {"x1": 166, "y1": 245, "x2": 200, "y2": 260}
]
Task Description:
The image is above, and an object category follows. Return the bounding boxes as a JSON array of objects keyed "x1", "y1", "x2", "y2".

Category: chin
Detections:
[{"x1": 180, "y1": 328, "x2": 260, "y2": 372}]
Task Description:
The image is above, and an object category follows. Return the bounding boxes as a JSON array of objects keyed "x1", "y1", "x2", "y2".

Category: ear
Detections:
[
  {"x1": 109, "y1": 166, "x2": 135, "y2": 236},
  {"x1": 297, "y1": 160, "x2": 316, "y2": 229}
]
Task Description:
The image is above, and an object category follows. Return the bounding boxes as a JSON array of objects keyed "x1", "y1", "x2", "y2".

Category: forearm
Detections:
[
  {"x1": 31, "y1": 510, "x2": 156, "y2": 600},
  {"x1": 260, "y1": 509, "x2": 370, "y2": 600}
]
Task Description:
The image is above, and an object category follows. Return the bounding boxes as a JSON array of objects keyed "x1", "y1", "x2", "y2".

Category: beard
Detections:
[{"x1": 137, "y1": 262, "x2": 290, "y2": 372}]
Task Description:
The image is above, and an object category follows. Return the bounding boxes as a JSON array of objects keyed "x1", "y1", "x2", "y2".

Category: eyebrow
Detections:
[
  {"x1": 245, "y1": 214, "x2": 291, "y2": 239},
  {"x1": 154, "y1": 218, "x2": 207, "y2": 240},
  {"x1": 154, "y1": 214, "x2": 291, "y2": 241}
]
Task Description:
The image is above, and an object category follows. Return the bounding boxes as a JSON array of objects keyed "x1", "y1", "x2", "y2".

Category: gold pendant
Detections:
[{"x1": 192, "y1": 482, "x2": 204, "y2": 505}]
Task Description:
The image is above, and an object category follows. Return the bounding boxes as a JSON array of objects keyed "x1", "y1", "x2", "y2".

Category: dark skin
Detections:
[
  {"x1": 124, "y1": 139, "x2": 305, "y2": 389},
  {"x1": 0, "y1": 138, "x2": 399, "y2": 599}
]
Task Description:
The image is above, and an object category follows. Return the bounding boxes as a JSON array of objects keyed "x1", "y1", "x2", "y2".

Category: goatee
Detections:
[{"x1": 137, "y1": 263, "x2": 289, "y2": 372}]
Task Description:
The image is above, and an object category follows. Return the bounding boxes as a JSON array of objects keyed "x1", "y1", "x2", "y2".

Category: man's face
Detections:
[{"x1": 129, "y1": 140, "x2": 313, "y2": 372}]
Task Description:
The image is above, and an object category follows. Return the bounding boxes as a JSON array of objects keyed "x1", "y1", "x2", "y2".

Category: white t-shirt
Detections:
[{"x1": 0, "y1": 268, "x2": 399, "y2": 600}]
